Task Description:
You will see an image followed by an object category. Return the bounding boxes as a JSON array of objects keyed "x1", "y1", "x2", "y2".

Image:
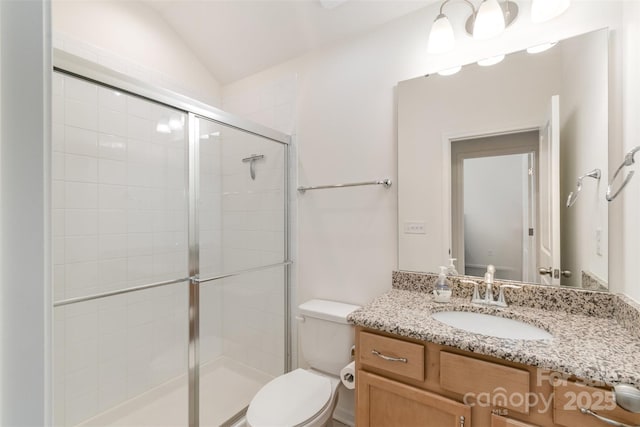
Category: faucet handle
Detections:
[
  {"x1": 496, "y1": 284, "x2": 522, "y2": 307},
  {"x1": 460, "y1": 279, "x2": 482, "y2": 304}
]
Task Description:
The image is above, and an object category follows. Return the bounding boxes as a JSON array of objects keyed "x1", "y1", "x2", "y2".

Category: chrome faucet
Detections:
[{"x1": 461, "y1": 265, "x2": 521, "y2": 307}]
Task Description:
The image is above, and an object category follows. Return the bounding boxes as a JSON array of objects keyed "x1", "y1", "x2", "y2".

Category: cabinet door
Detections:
[
  {"x1": 357, "y1": 370, "x2": 471, "y2": 427},
  {"x1": 491, "y1": 414, "x2": 539, "y2": 427}
]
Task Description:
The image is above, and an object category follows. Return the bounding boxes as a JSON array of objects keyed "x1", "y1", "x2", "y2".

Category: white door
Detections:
[{"x1": 538, "y1": 95, "x2": 561, "y2": 285}]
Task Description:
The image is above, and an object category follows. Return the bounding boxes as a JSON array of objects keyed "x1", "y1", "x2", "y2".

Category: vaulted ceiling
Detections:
[{"x1": 143, "y1": 0, "x2": 436, "y2": 84}]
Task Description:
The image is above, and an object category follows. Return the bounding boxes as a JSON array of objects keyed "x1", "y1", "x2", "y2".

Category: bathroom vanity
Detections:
[{"x1": 349, "y1": 272, "x2": 640, "y2": 427}]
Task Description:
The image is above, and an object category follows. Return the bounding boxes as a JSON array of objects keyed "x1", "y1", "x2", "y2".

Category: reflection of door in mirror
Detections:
[
  {"x1": 451, "y1": 131, "x2": 539, "y2": 283},
  {"x1": 538, "y1": 95, "x2": 561, "y2": 286}
]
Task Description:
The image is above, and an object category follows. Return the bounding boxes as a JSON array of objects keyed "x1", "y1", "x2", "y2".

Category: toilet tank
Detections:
[{"x1": 298, "y1": 299, "x2": 361, "y2": 376}]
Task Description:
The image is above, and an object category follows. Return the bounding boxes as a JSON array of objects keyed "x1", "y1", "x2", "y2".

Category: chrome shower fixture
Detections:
[{"x1": 242, "y1": 154, "x2": 264, "y2": 180}]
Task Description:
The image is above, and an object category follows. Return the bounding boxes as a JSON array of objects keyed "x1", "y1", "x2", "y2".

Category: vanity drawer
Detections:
[
  {"x1": 554, "y1": 381, "x2": 640, "y2": 427},
  {"x1": 358, "y1": 331, "x2": 425, "y2": 381},
  {"x1": 440, "y1": 351, "x2": 530, "y2": 414}
]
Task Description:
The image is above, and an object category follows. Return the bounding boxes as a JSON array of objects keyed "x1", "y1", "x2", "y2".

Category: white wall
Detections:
[
  {"x1": 559, "y1": 30, "x2": 609, "y2": 287},
  {"x1": 52, "y1": 0, "x2": 221, "y2": 106},
  {"x1": 222, "y1": 1, "x2": 628, "y2": 307},
  {"x1": 621, "y1": 1, "x2": 640, "y2": 301},
  {"x1": 0, "y1": 1, "x2": 52, "y2": 425}
]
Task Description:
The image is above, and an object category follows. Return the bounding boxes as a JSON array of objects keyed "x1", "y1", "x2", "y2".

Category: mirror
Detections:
[{"x1": 397, "y1": 28, "x2": 609, "y2": 290}]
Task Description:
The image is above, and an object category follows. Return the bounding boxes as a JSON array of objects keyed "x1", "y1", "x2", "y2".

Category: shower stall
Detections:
[{"x1": 52, "y1": 51, "x2": 291, "y2": 427}]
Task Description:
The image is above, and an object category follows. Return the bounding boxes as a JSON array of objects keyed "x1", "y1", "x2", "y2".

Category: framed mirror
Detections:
[{"x1": 397, "y1": 28, "x2": 608, "y2": 290}]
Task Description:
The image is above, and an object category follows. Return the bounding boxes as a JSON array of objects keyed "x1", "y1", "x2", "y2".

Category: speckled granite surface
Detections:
[{"x1": 349, "y1": 271, "x2": 640, "y2": 388}]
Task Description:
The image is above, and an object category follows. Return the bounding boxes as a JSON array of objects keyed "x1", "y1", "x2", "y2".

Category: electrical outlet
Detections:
[
  {"x1": 404, "y1": 221, "x2": 426, "y2": 234},
  {"x1": 596, "y1": 228, "x2": 602, "y2": 256}
]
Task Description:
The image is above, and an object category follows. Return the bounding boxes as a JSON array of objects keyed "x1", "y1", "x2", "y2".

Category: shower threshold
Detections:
[{"x1": 75, "y1": 357, "x2": 273, "y2": 427}]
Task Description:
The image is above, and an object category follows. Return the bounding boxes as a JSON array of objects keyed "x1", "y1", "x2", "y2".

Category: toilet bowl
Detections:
[
  {"x1": 246, "y1": 368, "x2": 340, "y2": 427},
  {"x1": 245, "y1": 299, "x2": 360, "y2": 427}
]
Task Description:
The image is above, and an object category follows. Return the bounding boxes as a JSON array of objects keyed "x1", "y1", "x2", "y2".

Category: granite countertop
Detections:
[{"x1": 348, "y1": 273, "x2": 640, "y2": 389}]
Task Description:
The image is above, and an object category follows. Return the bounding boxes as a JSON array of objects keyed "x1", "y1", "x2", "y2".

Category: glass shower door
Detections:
[
  {"x1": 52, "y1": 72, "x2": 190, "y2": 426},
  {"x1": 195, "y1": 116, "x2": 288, "y2": 425}
]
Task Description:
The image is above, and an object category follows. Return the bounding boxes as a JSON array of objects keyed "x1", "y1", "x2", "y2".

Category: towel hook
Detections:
[
  {"x1": 606, "y1": 146, "x2": 640, "y2": 202},
  {"x1": 566, "y1": 168, "x2": 601, "y2": 207}
]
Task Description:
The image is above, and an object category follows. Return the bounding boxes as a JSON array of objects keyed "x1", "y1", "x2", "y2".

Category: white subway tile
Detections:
[
  {"x1": 65, "y1": 99, "x2": 98, "y2": 131},
  {"x1": 65, "y1": 154, "x2": 98, "y2": 183},
  {"x1": 99, "y1": 108, "x2": 127, "y2": 137},
  {"x1": 127, "y1": 299, "x2": 154, "y2": 327},
  {"x1": 52, "y1": 123, "x2": 65, "y2": 152},
  {"x1": 128, "y1": 116, "x2": 153, "y2": 141},
  {"x1": 53, "y1": 237, "x2": 65, "y2": 265},
  {"x1": 127, "y1": 210, "x2": 155, "y2": 233},
  {"x1": 53, "y1": 209, "x2": 65, "y2": 237},
  {"x1": 98, "y1": 133, "x2": 127, "y2": 161},
  {"x1": 65, "y1": 76, "x2": 98, "y2": 104},
  {"x1": 65, "y1": 389, "x2": 98, "y2": 426},
  {"x1": 98, "y1": 210, "x2": 127, "y2": 235},
  {"x1": 127, "y1": 95, "x2": 154, "y2": 120},
  {"x1": 98, "y1": 87, "x2": 126, "y2": 112},
  {"x1": 127, "y1": 233, "x2": 153, "y2": 257},
  {"x1": 52, "y1": 151, "x2": 65, "y2": 180},
  {"x1": 99, "y1": 308, "x2": 127, "y2": 337},
  {"x1": 66, "y1": 125, "x2": 98, "y2": 157},
  {"x1": 98, "y1": 331, "x2": 126, "y2": 362},
  {"x1": 98, "y1": 158, "x2": 126, "y2": 185},
  {"x1": 99, "y1": 184, "x2": 127, "y2": 210},
  {"x1": 65, "y1": 209, "x2": 98, "y2": 236},
  {"x1": 66, "y1": 366, "x2": 98, "y2": 398},
  {"x1": 127, "y1": 255, "x2": 153, "y2": 283},
  {"x1": 98, "y1": 258, "x2": 127, "y2": 288},
  {"x1": 53, "y1": 94, "x2": 65, "y2": 124},
  {"x1": 65, "y1": 261, "x2": 98, "y2": 291},
  {"x1": 65, "y1": 182, "x2": 98, "y2": 209},
  {"x1": 65, "y1": 311, "x2": 98, "y2": 345},
  {"x1": 98, "y1": 374, "x2": 127, "y2": 412},
  {"x1": 52, "y1": 72, "x2": 64, "y2": 96},
  {"x1": 65, "y1": 236, "x2": 98, "y2": 264},
  {"x1": 98, "y1": 235, "x2": 127, "y2": 260}
]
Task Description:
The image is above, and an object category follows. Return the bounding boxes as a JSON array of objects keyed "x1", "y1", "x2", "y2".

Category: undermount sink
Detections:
[{"x1": 431, "y1": 311, "x2": 553, "y2": 340}]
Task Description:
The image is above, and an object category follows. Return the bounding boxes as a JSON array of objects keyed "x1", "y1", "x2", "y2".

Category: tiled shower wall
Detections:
[
  {"x1": 53, "y1": 69, "x2": 288, "y2": 426},
  {"x1": 52, "y1": 72, "x2": 190, "y2": 426},
  {"x1": 198, "y1": 117, "x2": 286, "y2": 376}
]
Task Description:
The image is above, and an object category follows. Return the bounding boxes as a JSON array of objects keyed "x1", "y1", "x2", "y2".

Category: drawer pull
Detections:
[
  {"x1": 579, "y1": 407, "x2": 639, "y2": 427},
  {"x1": 371, "y1": 349, "x2": 407, "y2": 363}
]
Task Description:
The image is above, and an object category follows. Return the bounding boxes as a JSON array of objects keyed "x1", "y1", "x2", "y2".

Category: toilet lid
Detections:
[{"x1": 246, "y1": 369, "x2": 332, "y2": 427}]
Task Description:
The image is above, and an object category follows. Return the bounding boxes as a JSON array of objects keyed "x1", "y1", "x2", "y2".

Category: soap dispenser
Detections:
[
  {"x1": 446, "y1": 258, "x2": 459, "y2": 276},
  {"x1": 433, "y1": 266, "x2": 452, "y2": 303}
]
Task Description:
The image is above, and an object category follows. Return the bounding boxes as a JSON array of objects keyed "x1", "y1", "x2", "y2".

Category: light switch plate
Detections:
[{"x1": 404, "y1": 221, "x2": 426, "y2": 234}]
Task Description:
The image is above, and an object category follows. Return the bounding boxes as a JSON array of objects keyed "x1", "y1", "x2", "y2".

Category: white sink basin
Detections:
[{"x1": 431, "y1": 311, "x2": 553, "y2": 340}]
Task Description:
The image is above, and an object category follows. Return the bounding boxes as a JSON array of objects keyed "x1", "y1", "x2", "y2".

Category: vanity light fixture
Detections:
[
  {"x1": 477, "y1": 54, "x2": 505, "y2": 66},
  {"x1": 526, "y1": 41, "x2": 558, "y2": 54},
  {"x1": 531, "y1": 0, "x2": 570, "y2": 23},
  {"x1": 427, "y1": 0, "x2": 519, "y2": 54}
]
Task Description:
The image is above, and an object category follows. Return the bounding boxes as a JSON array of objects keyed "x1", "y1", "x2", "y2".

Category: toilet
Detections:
[{"x1": 246, "y1": 299, "x2": 361, "y2": 427}]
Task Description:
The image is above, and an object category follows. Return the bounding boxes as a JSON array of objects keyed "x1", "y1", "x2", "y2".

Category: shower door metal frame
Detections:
[{"x1": 52, "y1": 49, "x2": 292, "y2": 427}]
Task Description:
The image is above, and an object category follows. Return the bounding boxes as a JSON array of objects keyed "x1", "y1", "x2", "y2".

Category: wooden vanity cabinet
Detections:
[{"x1": 355, "y1": 327, "x2": 640, "y2": 427}]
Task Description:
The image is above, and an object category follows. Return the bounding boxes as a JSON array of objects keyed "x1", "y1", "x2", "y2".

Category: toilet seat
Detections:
[{"x1": 246, "y1": 369, "x2": 336, "y2": 427}]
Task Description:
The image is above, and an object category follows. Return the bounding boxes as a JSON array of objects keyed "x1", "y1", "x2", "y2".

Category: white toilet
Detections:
[{"x1": 246, "y1": 299, "x2": 361, "y2": 427}]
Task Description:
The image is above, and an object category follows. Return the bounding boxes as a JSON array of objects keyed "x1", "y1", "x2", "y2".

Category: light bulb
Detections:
[
  {"x1": 473, "y1": 0, "x2": 506, "y2": 40},
  {"x1": 427, "y1": 14, "x2": 455, "y2": 54},
  {"x1": 531, "y1": 0, "x2": 570, "y2": 23}
]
